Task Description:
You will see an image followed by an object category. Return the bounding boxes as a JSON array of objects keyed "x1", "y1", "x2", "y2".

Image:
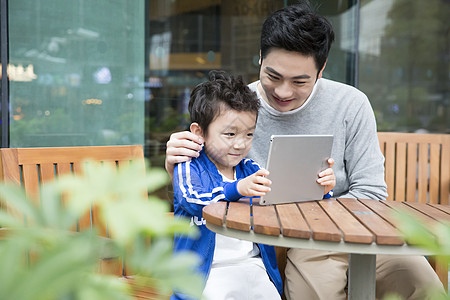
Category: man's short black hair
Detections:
[
  {"x1": 260, "y1": 1, "x2": 335, "y2": 72},
  {"x1": 188, "y1": 70, "x2": 260, "y2": 134}
]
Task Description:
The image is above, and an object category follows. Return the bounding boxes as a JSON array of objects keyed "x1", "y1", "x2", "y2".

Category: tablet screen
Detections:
[{"x1": 259, "y1": 134, "x2": 333, "y2": 205}]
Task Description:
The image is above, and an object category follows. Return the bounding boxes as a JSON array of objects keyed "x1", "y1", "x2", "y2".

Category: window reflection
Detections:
[
  {"x1": 358, "y1": 0, "x2": 449, "y2": 133},
  {"x1": 146, "y1": 0, "x2": 285, "y2": 168},
  {"x1": 8, "y1": 0, "x2": 146, "y2": 148},
  {"x1": 2, "y1": 0, "x2": 447, "y2": 183}
]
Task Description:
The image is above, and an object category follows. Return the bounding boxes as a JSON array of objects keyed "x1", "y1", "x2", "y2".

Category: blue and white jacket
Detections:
[{"x1": 171, "y1": 149, "x2": 283, "y2": 299}]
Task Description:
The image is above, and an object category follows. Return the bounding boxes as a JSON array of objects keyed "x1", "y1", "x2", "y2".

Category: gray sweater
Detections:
[{"x1": 248, "y1": 78, "x2": 388, "y2": 200}]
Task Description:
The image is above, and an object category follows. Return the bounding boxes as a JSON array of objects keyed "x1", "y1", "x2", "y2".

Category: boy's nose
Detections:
[{"x1": 233, "y1": 138, "x2": 246, "y2": 149}]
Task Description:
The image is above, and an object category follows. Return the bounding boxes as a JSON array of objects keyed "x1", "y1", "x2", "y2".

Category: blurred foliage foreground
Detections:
[
  {"x1": 384, "y1": 210, "x2": 450, "y2": 300},
  {"x1": 0, "y1": 161, "x2": 202, "y2": 300}
]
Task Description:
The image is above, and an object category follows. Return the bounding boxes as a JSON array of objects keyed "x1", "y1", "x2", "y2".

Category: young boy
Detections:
[{"x1": 171, "y1": 70, "x2": 335, "y2": 300}]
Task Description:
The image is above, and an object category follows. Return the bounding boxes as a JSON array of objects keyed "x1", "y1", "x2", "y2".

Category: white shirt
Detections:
[{"x1": 212, "y1": 170, "x2": 260, "y2": 266}]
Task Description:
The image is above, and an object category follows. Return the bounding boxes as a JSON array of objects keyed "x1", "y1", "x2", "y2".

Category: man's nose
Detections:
[{"x1": 274, "y1": 81, "x2": 293, "y2": 99}]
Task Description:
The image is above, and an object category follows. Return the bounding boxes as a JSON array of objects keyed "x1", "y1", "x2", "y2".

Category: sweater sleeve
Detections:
[{"x1": 340, "y1": 98, "x2": 388, "y2": 200}]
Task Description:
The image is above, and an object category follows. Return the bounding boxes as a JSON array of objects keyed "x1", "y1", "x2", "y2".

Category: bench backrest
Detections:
[
  {"x1": 378, "y1": 132, "x2": 450, "y2": 205},
  {"x1": 0, "y1": 145, "x2": 145, "y2": 231},
  {"x1": 0, "y1": 145, "x2": 145, "y2": 277}
]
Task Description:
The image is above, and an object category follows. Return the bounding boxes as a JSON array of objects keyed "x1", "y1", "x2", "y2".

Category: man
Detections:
[{"x1": 165, "y1": 2, "x2": 444, "y2": 299}]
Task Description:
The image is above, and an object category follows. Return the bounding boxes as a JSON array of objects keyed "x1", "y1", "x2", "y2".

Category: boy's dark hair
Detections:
[
  {"x1": 189, "y1": 70, "x2": 260, "y2": 134},
  {"x1": 260, "y1": 1, "x2": 335, "y2": 73}
]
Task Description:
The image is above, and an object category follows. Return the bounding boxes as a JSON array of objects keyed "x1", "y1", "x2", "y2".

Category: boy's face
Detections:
[
  {"x1": 259, "y1": 48, "x2": 324, "y2": 112},
  {"x1": 203, "y1": 109, "x2": 257, "y2": 175}
]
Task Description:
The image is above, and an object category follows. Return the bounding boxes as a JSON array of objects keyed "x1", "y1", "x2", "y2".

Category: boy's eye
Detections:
[{"x1": 293, "y1": 80, "x2": 306, "y2": 85}]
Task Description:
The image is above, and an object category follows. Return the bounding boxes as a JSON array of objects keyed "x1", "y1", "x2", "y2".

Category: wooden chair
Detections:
[
  {"x1": 378, "y1": 132, "x2": 449, "y2": 288},
  {"x1": 0, "y1": 145, "x2": 170, "y2": 299}
]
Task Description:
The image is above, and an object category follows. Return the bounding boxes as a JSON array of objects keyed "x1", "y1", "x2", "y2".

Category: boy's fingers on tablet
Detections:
[
  {"x1": 256, "y1": 169, "x2": 270, "y2": 176},
  {"x1": 256, "y1": 175, "x2": 271, "y2": 186}
]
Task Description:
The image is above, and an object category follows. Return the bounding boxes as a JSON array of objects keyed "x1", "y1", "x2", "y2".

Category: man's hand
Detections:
[
  {"x1": 165, "y1": 131, "x2": 203, "y2": 178},
  {"x1": 237, "y1": 169, "x2": 272, "y2": 197},
  {"x1": 317, "y1": 158, "x2": 336, "y2": 195}
]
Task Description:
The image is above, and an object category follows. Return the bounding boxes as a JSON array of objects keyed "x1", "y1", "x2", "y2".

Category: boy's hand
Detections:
[
  {"x1": 317, "y1": 158, "x2": 336, "y2": 195},
  {"x1": 165, "y1": 131, "x2": 204, "y2": 178},
  {"x1": 237, "y1": 169, "x2": 272, "y2": 197}
]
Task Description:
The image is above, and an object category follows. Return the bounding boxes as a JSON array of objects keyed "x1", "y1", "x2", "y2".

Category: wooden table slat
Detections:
[
  {"x1": 202, "y1": 201, "x2": 227, "y2": 227},
  {"x1": 298, "y1": 201, "x2": 341, "y2": 242},
  {"x1": 338, "y1": 198, "x2": 404, "y2": 245},
  {"x1": 381, "y1": 200, "x2": 440, "y2": 228},
  {"x1": 226, "y1": 202, "x2": 251, "y2": 232},
  {"x1": 404, "y1": 202, "x2": 450, "y2": 223},
  {"x1": 276, "y1": 203, "x2": 311, "y2": 239},
  {"x1": 380, "y1": 200, "x2": 443, "y2": 247},
  {"x1": 319, "y1": 199, "x2": 373, "y2": 244},
  {"x1": 253, "y1": 204, "x2": 280, "y2": 236},
  {"x1": 428, "y1": 203, "x2": 450, "y2": 215},
  {"x1": 358, "y1": 199, "x2": 400, "y2": 227}
]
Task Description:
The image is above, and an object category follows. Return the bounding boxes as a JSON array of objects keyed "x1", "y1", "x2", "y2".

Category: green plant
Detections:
[
  {"x1": 0, "y1": 160, "x2": 203, "y2": 300},
  {"x1": 383, "y1": 210, "x2": 450, "y2": 300}
]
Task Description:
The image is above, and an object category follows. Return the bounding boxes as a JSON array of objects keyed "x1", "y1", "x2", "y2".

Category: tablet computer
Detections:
[{"x1": 259, "y1": 134, "x2": 334, "y2": 205}]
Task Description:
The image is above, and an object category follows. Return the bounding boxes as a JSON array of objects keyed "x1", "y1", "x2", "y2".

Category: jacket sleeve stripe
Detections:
[{"x1": 178, "y1": 161, "x2": 225, "y2": 205}]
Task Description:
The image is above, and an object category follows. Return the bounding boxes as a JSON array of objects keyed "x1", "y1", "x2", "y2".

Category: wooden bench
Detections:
[
  {"x1": 276, "y1": 132, "x2": 449, "y2": 293},
  {"x1": 0, "y1": 145, "x2": 170, "y2": 299},
  {"x1": 378, "y1": 132, "x2": 449, "y2": 288}
]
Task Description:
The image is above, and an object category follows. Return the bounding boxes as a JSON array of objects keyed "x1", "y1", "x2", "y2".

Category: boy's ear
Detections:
[{"x1": 190, "y1": 122, "x2": 204, "y2": 138}]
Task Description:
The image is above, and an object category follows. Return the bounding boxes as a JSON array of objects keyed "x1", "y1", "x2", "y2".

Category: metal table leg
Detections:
[{"x1": 348, "y1": 253, "x2": 376, "y2": 300}]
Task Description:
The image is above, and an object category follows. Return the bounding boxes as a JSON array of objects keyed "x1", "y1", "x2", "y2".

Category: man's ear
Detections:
[
  {"x1": 317, "y1": 60, "x2": 327, "y2": 79},
  {"x1": 190, "y1": 122, "x2": 204, "y2": 138},
  {"x1": 259, "y1": 50, "x2": 262, "y2": 65}
]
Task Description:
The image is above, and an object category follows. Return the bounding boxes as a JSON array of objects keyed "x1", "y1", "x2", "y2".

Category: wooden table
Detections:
[{"x1": 202, "y1": 198, "x2": 450, "y2": 300}]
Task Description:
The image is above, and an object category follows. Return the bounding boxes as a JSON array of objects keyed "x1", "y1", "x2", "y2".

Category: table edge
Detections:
[{"x1": 206, "y1": 222, "x2": 434, "y2": 256}]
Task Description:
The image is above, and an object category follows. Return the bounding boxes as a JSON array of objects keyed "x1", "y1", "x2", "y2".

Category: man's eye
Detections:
[
  {"x1": 293, "y1": 81, "x2": 306, "y2": 85},
  {"x1": 247, "y1": 133, "x2": 254, "y2": 137},
  {"x1": 223, "y1": 133, "x2": 235, "y2": 137},
  {"x1": 268, "y1": 74, "x2": 279, "y2": 80}
]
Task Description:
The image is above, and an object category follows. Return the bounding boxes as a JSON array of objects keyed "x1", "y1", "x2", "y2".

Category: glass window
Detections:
[
  {"x1": 8, "y1": 0, "x2": 146, "y2": 147},
  {"x1": 146, "y1": 0, "x2": 286, "y2": 168},
  {"x1": 146, "y1": 1, "x2": 361, "y2": 169},
  {"x1": 304, "y1": 0, "x2": 359, "y2": 85},
  {"x1": 358, "y1": 0, "x2": 449, "y2": 133}
]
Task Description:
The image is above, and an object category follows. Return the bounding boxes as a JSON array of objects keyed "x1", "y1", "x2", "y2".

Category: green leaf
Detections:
[
  {"x1": 0, "y1": 184, "x2": 45, "y2": 226},
  {"x1": 0, "y1": 160, "x2": 201, "y2": 299}
]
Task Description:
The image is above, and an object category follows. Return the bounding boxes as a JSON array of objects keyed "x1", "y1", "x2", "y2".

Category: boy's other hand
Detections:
[
  {"x1": 165, "y1": 131, "x2": 204, "y2": 178},
  {"x1": 317, "y1": 158, "x2": 336, "y2": 195},
  {"x1": 237, "y1": 169, "x2": 272, "y2": 197}
]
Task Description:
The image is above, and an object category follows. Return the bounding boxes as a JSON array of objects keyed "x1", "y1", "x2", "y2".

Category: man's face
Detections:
[
  {"x1": 259, "y1": 48, "x2": 323, "y2": 112},
  {"x1": 203, "y1": 109, "x2": 257, "y2": 175}
]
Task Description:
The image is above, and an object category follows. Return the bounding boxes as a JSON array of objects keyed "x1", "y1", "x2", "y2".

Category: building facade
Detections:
[{"x1": 1, "y1": 0, "x2": 449, "y2": 172}]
